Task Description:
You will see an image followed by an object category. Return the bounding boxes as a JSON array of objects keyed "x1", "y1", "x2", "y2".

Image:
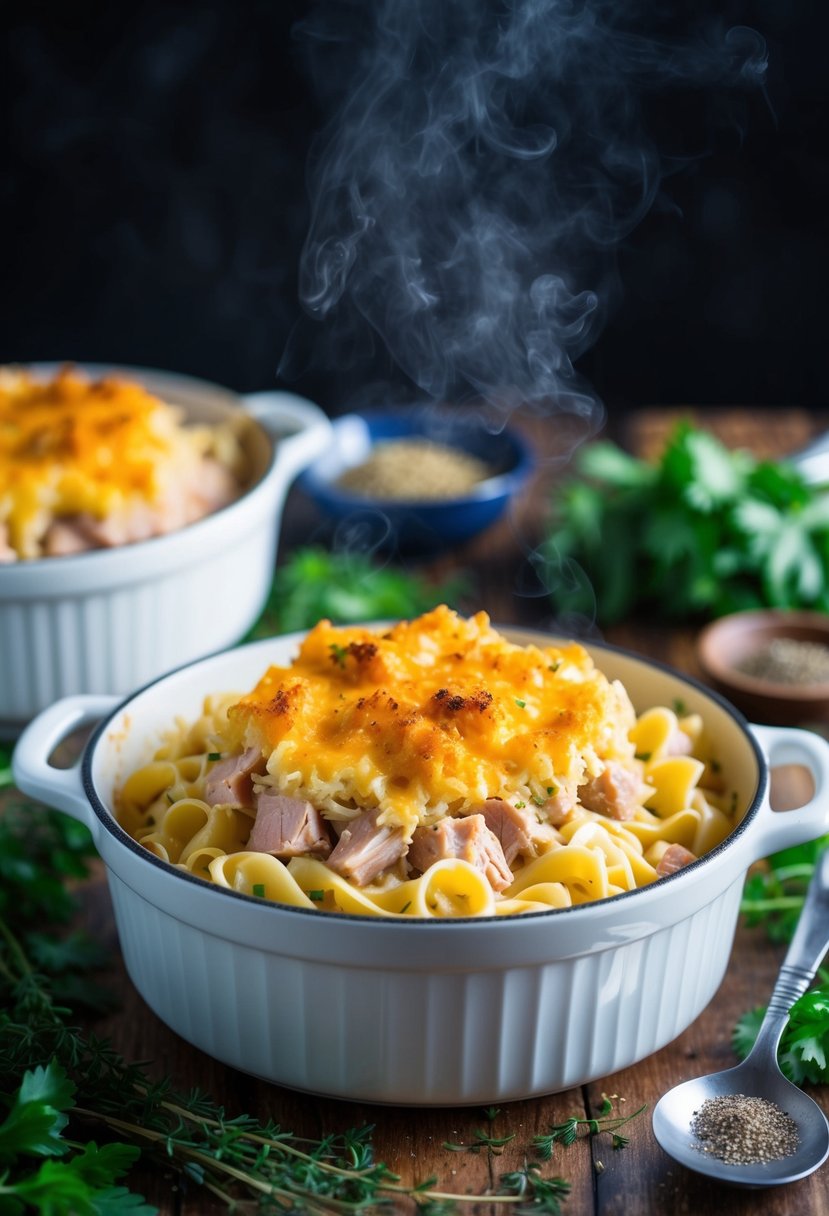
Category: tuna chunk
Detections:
[
  {"x1": 187, "y1": 457, "x2": 238, "y2": 514},
  {"x1": 0, "y1": 523, "x2": 14, "y2": 563},
  {"x1": 79, "y1": 505, "x2": 157, "y2": 548},
  {"x1": 43, "y1": 507, "x2": 158, "y2": 554},
  {"x1": 327, "y1": 808, "x2": 407, "y2": 886},
  {"x1": 204, "y1": 747, "x2": 265, "y2": 810},
  {"x1": 248, "y1": 793, "x2": 332, "y2": 858},
  {"x1": 476, "y1": 798, "x2": 558, "y2": 865},
  {"x1": 656, "y1": 843, "x2": 697, "y2": 877},
  {"x1": 578, "y1": 762, "x2": 644, "y2": 821},
  {"x1": 43, "y1": 519, "x2": 95, "y2": 557},
  {"x1": 408, "y1": 814, "x2": 513, "y2": 893}
]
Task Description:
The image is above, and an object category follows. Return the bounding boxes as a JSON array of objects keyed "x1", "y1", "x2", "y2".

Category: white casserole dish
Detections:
[
  {"x1": 0, "y1": 364, "x2": 331, "y2": 730},
  {"x1": 13, "y1": 628, "x2": 829, "y2": 1106}
]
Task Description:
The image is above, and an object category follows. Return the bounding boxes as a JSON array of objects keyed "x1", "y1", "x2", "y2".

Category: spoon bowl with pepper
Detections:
[{"x1": 652, "y1": 847, "x2": 829, "y2": 1187}]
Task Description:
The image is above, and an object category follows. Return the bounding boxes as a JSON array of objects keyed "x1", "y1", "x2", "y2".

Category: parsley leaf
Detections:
[
  {"x1": 734, "y1": 980, "x2": 829, "y2": 1085},
  {"x1": 3, "y1": 1158, "x2": 151, "y2": 1214},
  {"x1": 741, "y1": 837, "x2": 829, "y2": 942},
  {"x1": 0, "y1": 1062, "x2": 73, "y2": 1163},
  {"x1": 781, "y1": 987, "x2": 829, "y2": 1084},
  {"x1": 329, "y1": 643, "x2": 349, "y2": 668}
]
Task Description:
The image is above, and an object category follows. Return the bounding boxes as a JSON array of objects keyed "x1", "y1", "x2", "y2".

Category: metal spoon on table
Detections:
[{"x1": 652, "y1": 846, "x2": 829, "y2": 1188}]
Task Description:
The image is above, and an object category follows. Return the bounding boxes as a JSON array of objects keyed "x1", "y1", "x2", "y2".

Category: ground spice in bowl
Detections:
[
  {"x1": 690, "y1": 1094, "x2": 800, "y2": 1165},
  {"x1": 335, "y1": 438, "x2": 492, "y2": 500},
  {"x1": 735, "y1": 638, "x2": 829, "y2": 686}
]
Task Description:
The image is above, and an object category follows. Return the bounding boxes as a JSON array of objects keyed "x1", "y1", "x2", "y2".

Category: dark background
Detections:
[{"x1": 2, "y1": 0, "x2": 826, "y2": 419}]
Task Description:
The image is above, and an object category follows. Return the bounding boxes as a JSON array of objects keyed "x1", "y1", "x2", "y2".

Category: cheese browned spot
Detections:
[{"x1": 224, "y1": 606, "x2": 640, "y2": 837}]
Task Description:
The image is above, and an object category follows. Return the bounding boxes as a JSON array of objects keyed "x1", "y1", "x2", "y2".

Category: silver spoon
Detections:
[{"x1": 652, "y1": 846, "x2": 829, "y2": 1187}]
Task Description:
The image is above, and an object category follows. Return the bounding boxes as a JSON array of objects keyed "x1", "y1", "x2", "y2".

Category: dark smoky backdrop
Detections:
[{"x1": 2, "y1": 0, "x2": 827, "y2": 422}]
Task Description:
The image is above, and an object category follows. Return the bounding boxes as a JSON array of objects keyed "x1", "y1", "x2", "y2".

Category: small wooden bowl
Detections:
[{"x1": 697, "y1": 609, "x2": 829, "y2": 725}]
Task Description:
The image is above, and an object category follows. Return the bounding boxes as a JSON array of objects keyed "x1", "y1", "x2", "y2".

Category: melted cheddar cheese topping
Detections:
[
  {"x1": 226, "y1": 606, "x2": 638, "y2": 835},
  {"x1": 0, "y1": 366, "x2": 240, "y2": 559}
]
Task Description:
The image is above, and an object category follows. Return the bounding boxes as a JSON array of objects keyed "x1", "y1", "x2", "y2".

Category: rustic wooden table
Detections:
[{"x1": 8, "y1": 405, "x2": 829, "y2": 1214}]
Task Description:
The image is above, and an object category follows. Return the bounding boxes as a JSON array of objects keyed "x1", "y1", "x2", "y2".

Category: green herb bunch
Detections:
[
  {"x1": 248, "y1": 546, "x2": 469, "y2": 639},
  {"x1": 541, "y1": 421, "x2": 829, "y2": 624},
  {"x1": 735, "y1": 837, "x2": 829, "y2": 1084},
  {"x1": 0, "y1": 796, "x2": 149, "y2": 1213},
  {"x1": 741, "y1": 836, "x2": 829, "y2": 943}
]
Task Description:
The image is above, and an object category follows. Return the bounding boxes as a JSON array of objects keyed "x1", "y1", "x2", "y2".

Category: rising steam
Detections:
[{"x1": 284, "y1": 0, "x2": 766, "y2": 420}]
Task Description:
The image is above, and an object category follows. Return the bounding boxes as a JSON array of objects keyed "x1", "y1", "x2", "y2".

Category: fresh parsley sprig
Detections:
[
  {"x1": 541, "y1": 421, "x2": 829, "y2": 624},
  {"x1": 733, "y1": 971, "x2": 829, "y2": 1086},
  {"x1": 736, "y1": 838, "x2": 829, "y2": 1085},
  {"x1": 740, "y1": 837, "x2": 829, "y2": 943},
  {"x1": 0, "y1": 1060, "x2": 153, "y2": 1215}
]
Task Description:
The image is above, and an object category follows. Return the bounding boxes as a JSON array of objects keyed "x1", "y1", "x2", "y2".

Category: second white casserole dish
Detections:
[
  {"x1": 0, "y1": 364, "x2": 331, "y2": 728},
  {"x1": 13, "y1": 628, "x2": 829, "y2": 1106}
]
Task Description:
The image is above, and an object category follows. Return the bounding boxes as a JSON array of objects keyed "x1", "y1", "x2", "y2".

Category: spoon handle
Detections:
[{"x1": 749, "y1": 847, "x2": 829, "y2": 1060}]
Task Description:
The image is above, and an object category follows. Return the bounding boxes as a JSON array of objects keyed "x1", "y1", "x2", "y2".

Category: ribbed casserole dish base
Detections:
[{"x1": 108, "y1": 868, "x2": 742, "y2": 1105}]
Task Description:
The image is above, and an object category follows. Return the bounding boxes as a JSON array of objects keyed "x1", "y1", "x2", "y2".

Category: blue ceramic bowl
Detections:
[{"x1": 298, "y1": 407, "x2": 535, "y2": 556}]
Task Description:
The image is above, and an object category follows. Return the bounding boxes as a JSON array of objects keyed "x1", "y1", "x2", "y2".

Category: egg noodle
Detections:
[
  {"x1": 116, "y1": 607, "x2": 738, "y2": 919},
  {"x1": 0, "y1": 365, "x2": 245, "y2": 560}
]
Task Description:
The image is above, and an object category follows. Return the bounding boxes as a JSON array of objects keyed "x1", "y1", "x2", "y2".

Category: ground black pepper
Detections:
[
  {"x1": 690, "y1": 1094, "x2": 799, "y2": 1165},
  {"x1": 736, "y1": 637, "x2": 829, "y2": 685}
]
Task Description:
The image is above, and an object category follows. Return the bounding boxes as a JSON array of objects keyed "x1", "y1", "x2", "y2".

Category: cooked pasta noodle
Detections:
[{"x1": 115, "y1": 607, "x2": 741, "y2": 918}]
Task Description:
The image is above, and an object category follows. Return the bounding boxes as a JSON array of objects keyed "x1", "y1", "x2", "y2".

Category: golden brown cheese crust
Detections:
[
  {"x1": 0, "y1": 366, "x2": 242, "y2": 559},
  {"x1": 225, "y1": 606, "x2": 638, "y2": 836}
]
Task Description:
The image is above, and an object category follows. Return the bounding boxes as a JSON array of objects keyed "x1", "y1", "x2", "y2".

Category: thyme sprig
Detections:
[
  {"x1": 443, "y1": 1128, "x2": 517, "y2": 1154},
  {"x1": 443, "y1": 1106, "x2": 516, "y2": 1155},
  {"x1": 533, "y1": 1096, "x2": 647, "y2": 1158}
]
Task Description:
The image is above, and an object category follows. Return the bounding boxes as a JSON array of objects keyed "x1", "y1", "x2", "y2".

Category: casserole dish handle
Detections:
[
  {"x1": 12, "y1": 695, "x2": 118, "y2": 827},
  {"x1": 241, "y1": 391, "x2": 332, "y2": 484},
  {"x1": 750, "y1": 723, "x2": 829, "y2": 857}
]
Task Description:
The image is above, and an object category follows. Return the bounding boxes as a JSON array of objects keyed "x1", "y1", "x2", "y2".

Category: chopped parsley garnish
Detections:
[
  {"x1": 548, "y1": 661, "x2": 561, "y2": 672},
  {"x1": 531, "y1": 795, "x2": 545, "y2": 807},
  {"x1": 308, "y1": 890, "x2": 325, "y2": 901},
  {"x1": 546, "y1": 785, "x2": 556, "y2": 796},
  {"x1": 329, "y1": 643, "x2": 349, "y2": 668},
  {"x1": 400, "y1": 901, "x2": 412, "y2": 914},
  {"x1": 635, "y1": 751, "x2": 651, "y2": 762},
  {"x1": 515, "y1": 698, "x2": 526, "y2": 709},
  {"x1": 207, "y1": 752, "x2": 221, "y2": 761},
  {"x1": 672, "y1": 698, "x2": 688, "y2": 716},
  {"x1": 515, "y1": 801, "x2": 526, "y2": 809},
  {"x1": 252, "y1": 883, "x2": 266, "y2": 898}
]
